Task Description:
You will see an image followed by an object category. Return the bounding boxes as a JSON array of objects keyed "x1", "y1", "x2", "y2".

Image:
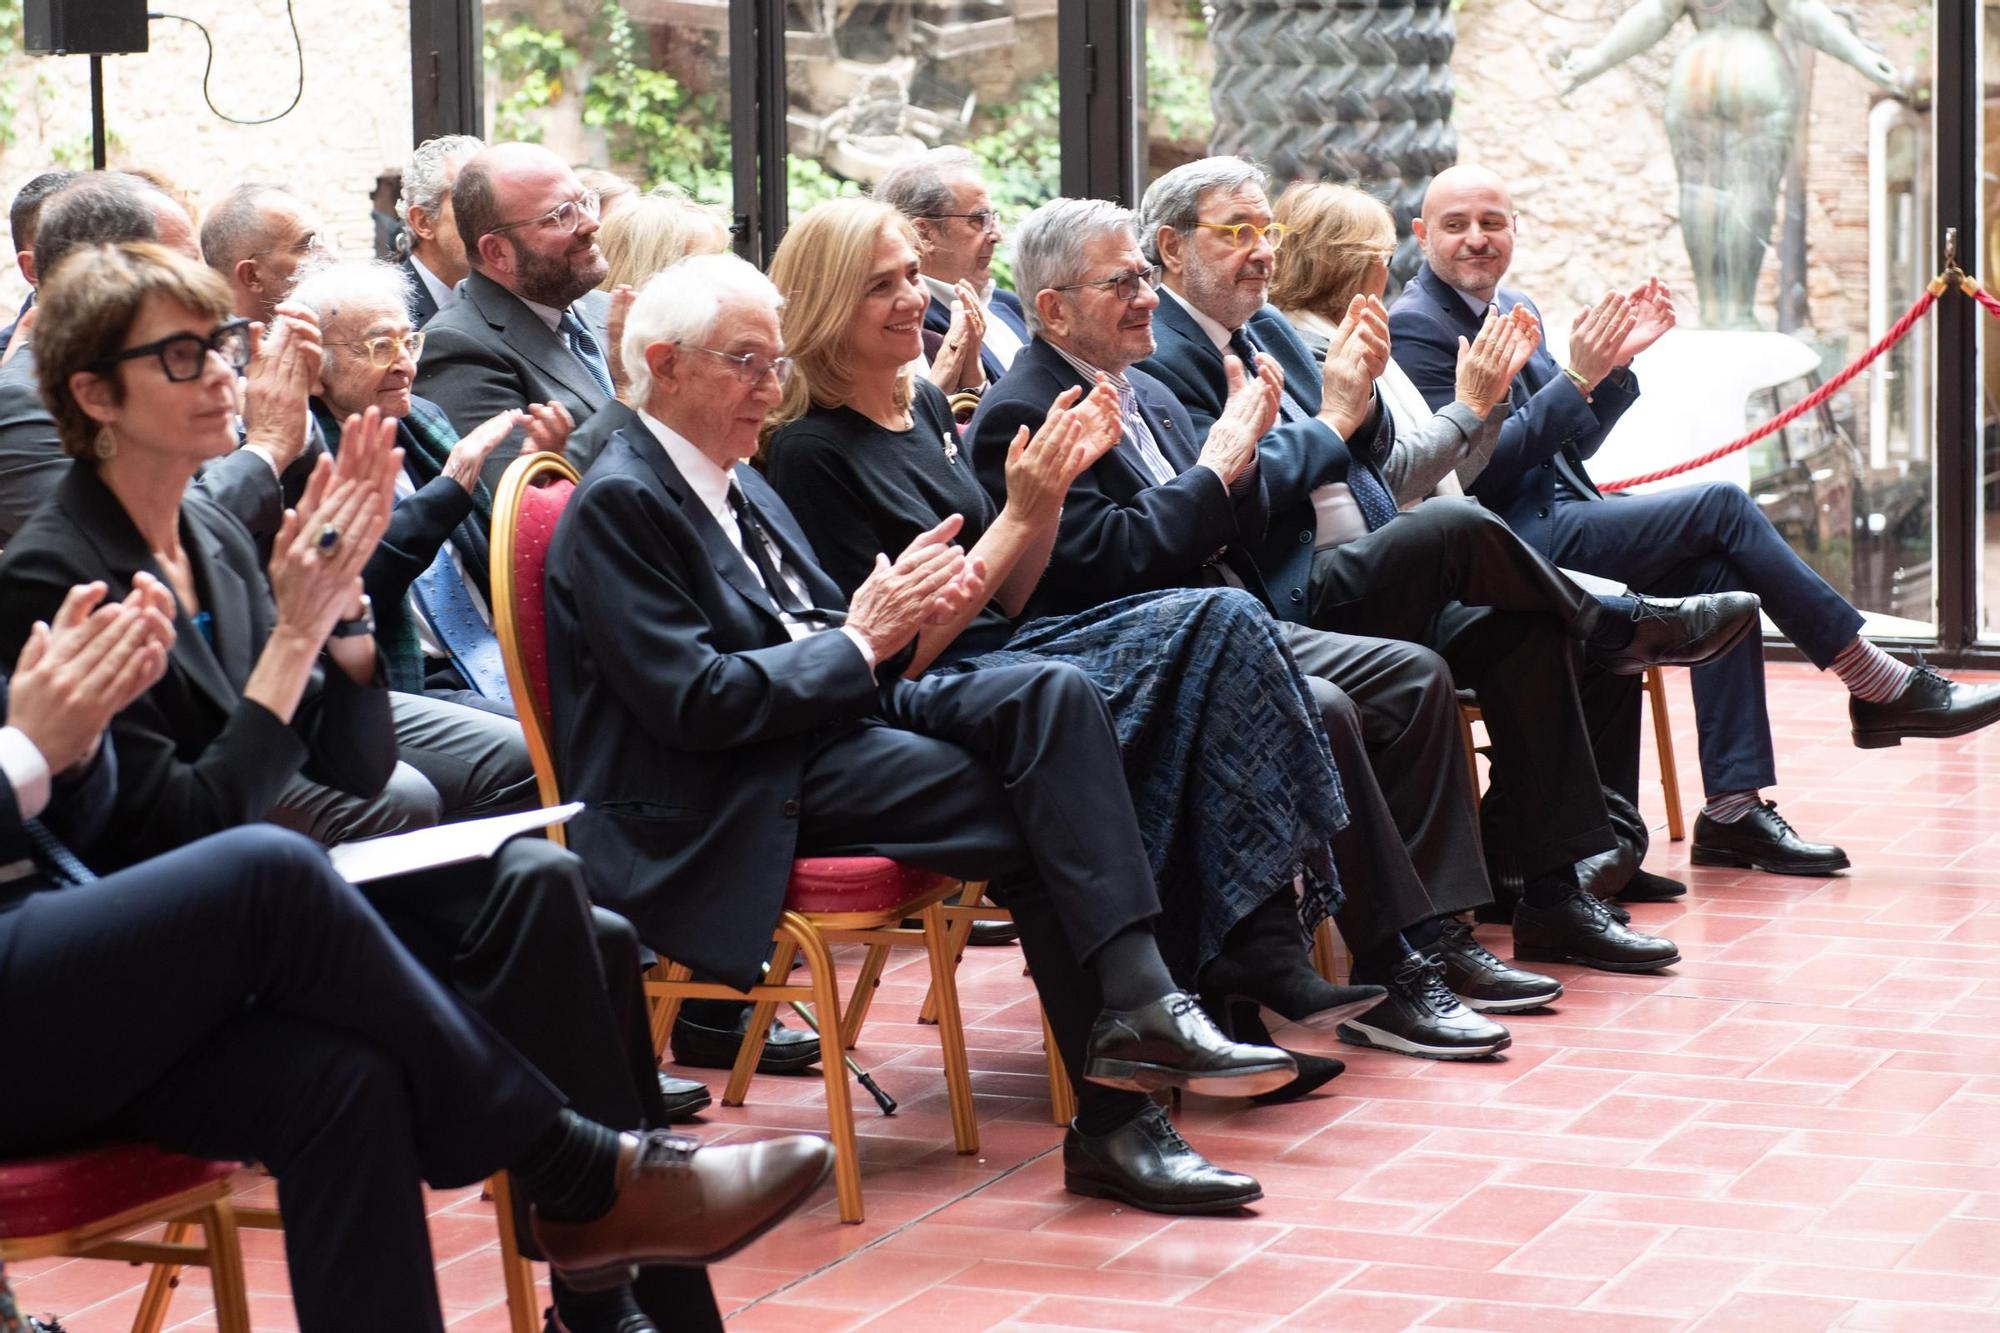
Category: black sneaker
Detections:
[
  {"x1": 1436, "y1": 917, "x2": 1563, "y2": 1013},
  {"x1": 1337, "y1": 951, "x2": 1512, "y2": 1060}
]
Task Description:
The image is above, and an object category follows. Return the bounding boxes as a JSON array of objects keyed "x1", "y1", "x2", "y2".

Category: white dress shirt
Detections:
[
  {"x1": 410, "y1": 254, "x2": 461, "y2": 315},
  {"x1": 636, "y1": 409, "x2": 876, "y2": 666},
  {"x1": 922, "y1": 274, "x2": 1025, "y2": 371}
]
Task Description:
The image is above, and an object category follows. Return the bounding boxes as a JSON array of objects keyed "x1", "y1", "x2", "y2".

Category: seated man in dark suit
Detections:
[
  {"x1": 969, "y1": 196, "x2": 1687, "y2": 1058},
  {"x1": 396, "y1": 134, "x2": 485, "y2": 327},
  {"x1": 198, "y1": 183, "x2": 332, "y2": 330},
  {"x1": 1128, "y1": 160, "x2": 1764, "y2": 877},
  {"x1": 1390, "y1": 165, "x2": 2000, "y2": 875},
  {"x1": 547, "y1": 252, "x2": 1295, "y2": 1214},
  {"x1": 0, "y1": 173, "x2": 318, "y2": 547},
  {"x1": 0, "y1": 576, "x2": 832, "y2": 1333},
  {"x1": 0, "y1": 169, "x2": 74, "y2": 360},
  {"x1": 414, "y1": 143, "x2": 617, "y2": 491},
  {"x1": 875, "y1": 147, "x2": 1032, "y2": 388}
]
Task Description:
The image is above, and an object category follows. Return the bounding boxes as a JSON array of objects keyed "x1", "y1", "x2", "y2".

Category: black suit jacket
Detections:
[
  {"x1": 413, "y1": 272, "x2": 614, "y2": 493},
  {"x1": 401, "y1": 256, "x2": 441, "y2": 328},
  {"x1": 921, "y1": 286, "x2": 1030, "y2": 384},
  {"x1": 560, "y1": 398, "x2": 640, "y2": 478},
  {"x1": 0, "y1": 343, "x2": 318, "y2": 549},
  {"x1": 965, "y1": 337, "x2": 1271, "y2": 620},
  {"x1": 544, "y1": 422, "x2": 892, "y2": 988},
  {"x1": 0, "y1": 677, "x2": 118, "y2": 904},
  {"x1": 1389, "y1": 263, "x2": 1636, "y2": 553},
  {"x1": 1138, "y1": 295, "x2": 1393, "y2": 622},
  {"x1": 0, "y1": 465, "x2": 397, "y2": 870}
]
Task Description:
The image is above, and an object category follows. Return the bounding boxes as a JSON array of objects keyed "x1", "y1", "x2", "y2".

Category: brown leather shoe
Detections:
[{"x1": 532, "y1": 1130, "x2": 833, "y2": 1288}]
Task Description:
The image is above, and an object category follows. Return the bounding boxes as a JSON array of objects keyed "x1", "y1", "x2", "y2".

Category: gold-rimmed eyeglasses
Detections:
[
  {"x1": 326, "y1": 330, "x2": 426, "y2": 369},
  {"x1": 1194, "y1": 220, "x2": 1288, "y2": 251}
]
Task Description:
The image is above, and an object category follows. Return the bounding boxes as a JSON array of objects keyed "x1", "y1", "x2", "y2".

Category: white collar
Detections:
[
  {"x1": 922, "y1": 273, "x2": 995, "y2": 309},
  {"x1": 636, "y1": 407, "x2": 736, "y2": 521},
  {"x1": 1158, "y1": 283, "x2": 1235, "y2": 354},
  {"x1": 519, "y1": 293, "x2": 567, "y2": 333},
  {"x1": 1282, "y1": 306, "x2": 1340, "y2": 342},
  {"x1": 409, "y1": 254, "x2": 460, "y2": 311}
]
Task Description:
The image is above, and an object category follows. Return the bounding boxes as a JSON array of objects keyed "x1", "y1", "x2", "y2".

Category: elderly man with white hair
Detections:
[
  {"x1": 397, "y1": 133, "x2": 484, "y2": 325},
  {"x1": 545, "y1": 251, "x2": 1300, "y2": 1215}
]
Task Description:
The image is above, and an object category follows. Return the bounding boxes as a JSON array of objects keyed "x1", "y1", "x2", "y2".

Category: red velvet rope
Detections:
[{"x1": 1598, "y1": 284, "x2": 1941, "y2": 492}]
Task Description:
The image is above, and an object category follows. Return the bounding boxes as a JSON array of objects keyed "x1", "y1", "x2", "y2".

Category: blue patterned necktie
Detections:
[
  {"x1": 411, "y1": 547, "x2": 514, "y2": 707},
  {"x1": 1233, "y1": 323, "x2": 1398, "y2": 531},
  {"x1": 22, "y1": 816, "x2": 95, "y2": 884},
  {"x1": 558, "y1": 309, "x2": 614, "y2": 397}
]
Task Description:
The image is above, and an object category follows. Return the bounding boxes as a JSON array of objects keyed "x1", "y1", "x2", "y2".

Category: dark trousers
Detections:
[
  {"x1": 363, "y1": 837, "x2": 720, "y2": 1328},
  {"x1": 390, "y1": 690, "x2": 540, "y2": 820},
  {"x1": 1277, "y1": 623, "x2": 1489, "y2": 946},
  {"x1": 1303, "y1": 499, "x2": 1618, "y2": 877},
  {"x1": 795, "y1": 660, "x2": 1163, "y2": 1135},
  {"x1": 0, "y1": 827, "x2": 561, "y2": 1333},
  {"x1": 1547, "y1": 483, "x2": 1864, "y2": 794}
]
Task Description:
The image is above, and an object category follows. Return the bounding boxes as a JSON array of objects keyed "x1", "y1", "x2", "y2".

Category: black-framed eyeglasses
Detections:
[
  {"x1": 88, "y1": 319, "x2": 254, "y2": 383},
  {"x1": 1051, "y1": 265, "x2": 1162, "y2": 304},
  {"x1": 681, "y1": 344, "x2": 794, "y2": 386},
  {"x1": 326, "y1": 330, "x2": 425, "y2": 369},
  {"x1": 920, "y1": 210, "x2": 1000, "y2": 234},
  {"x1": 489, "y1": 190, "x2": 602, "y2": 237}
]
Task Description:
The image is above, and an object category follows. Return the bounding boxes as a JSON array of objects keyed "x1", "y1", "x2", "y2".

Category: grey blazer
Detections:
[{"x1": 411, "y1": 271, "x2": 613, "y2": 491}]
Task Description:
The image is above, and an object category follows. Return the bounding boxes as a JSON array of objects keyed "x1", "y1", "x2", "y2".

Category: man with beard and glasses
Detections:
[{"x1": 414, "y1": 143, "x2": 616, "y2": 490}]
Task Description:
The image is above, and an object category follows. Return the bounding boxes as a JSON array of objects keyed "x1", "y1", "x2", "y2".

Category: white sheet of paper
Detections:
[{"x1": 326, "y1": 803, "x2": 584, "y2": 884}]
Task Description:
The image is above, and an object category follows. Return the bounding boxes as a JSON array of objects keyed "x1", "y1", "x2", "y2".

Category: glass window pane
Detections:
[
  {"x1": 481, "y1": 2, "x2": 731, "y2": 208},
  {"x1": 782, "y1": 2, "x2": 1060, "y2": 291},
  {"x1": 1147, "y1": 0, "x2": 1938, "y2": 637}
]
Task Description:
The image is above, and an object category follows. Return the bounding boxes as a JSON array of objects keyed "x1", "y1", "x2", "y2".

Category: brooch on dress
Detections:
[{"x1": 941, "y1": 431, "x2": 960, "y2": 465}]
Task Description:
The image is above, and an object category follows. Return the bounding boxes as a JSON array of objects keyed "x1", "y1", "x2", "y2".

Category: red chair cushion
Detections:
[
  {"x1": 510, "y1": 476, "x2": 577, "y2": 728},
  {"x1": 784, "y1": 858, "x2": 956, "y2": 914},
  {"x1": 0, "y1": 1144, "x2": 237, "y2": 1239}
]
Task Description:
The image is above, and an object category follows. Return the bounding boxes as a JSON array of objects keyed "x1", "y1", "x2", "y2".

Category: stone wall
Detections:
[
  {"x1": 0, "y1": 0, "x2": 411, "y2": 305},
  {"x1": 1451, "y1": 0, "x2": 1931, "y2": 354}
]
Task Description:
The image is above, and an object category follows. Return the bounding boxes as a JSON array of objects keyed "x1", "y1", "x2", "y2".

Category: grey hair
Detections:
[
  {"x1": 33, "y1": 172, "x2": 158, "y2": 278},
  {"x1": 398, "y1": 134, "x2": 484, "y2": 225},
  {"x1": 874, "y1": 146, "x2": 980, "y2": 222},
  {"x1": 1137, "y1": 155, "x2": 1269, "y2": 264},
  {"x1": 623, "y1": 252, "x2": 783, "y2": 405},
  {"x1": 1012, "y1": 197, "x2": 1138, "y2": 336},
  {"x1": 286, "y1": 260, "x2": 416, "y2": 379},
  {"x1": 199, "y1": 182, "x2": 292, "y2": 274}
]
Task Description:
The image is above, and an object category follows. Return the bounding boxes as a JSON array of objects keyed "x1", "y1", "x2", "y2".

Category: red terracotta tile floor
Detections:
[{"x1": 18, "y1": 662, "x2": 2000, "y2": 1330}]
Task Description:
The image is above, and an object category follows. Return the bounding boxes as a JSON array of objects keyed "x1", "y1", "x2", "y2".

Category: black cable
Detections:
[{"x1": 147, "y1": 0, "x2": 303, "y2": 127}]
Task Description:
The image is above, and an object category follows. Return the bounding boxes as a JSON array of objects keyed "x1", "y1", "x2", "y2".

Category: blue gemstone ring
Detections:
[{"x1": 316, "y1": 524, "x2": 340, "y2": 553}]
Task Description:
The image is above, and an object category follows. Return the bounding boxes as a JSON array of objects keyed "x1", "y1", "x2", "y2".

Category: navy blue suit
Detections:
[
  {"x1": 1391, "y1": 262, "x2": 1864, "y2": 795},
  {"x1": 969, "y1": 339, "x2": 1502, "y2": 942},
  {"x1": 922, "y1": 285, "x2": 1030, "y2": 384},
  {"x1": 0, "y1": 688, "x2": 563, "y2": 1333}
]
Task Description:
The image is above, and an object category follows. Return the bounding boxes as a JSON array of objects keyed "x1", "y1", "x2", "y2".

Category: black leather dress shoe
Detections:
[
  {"x1": 545, "y1": 1304, "x2": 658, "y2": 1333},
  {"x1": 1514, "y1": 889, "x2": 1680, "y2": 972},
  {"x1": 1615, "y1": 869, "x2": 1687, "y2": 903},
  {"x1": 1592, "y1": 592, "x2": 1761, "y2": 676},
  {"x1": 670, "y1": 1010, "x2": 821, "y2": 1074},
  {"x1": 967, "y1": 920, "x2": 1020, "y2": 946},
  {"x1": 1064, "y1": 1105, "x2": 1262, "y2": 1213},
  {"x1": 1084, "y1": 991, "x2": 1296, "y2": 1097},
  {"x1": 1337, "y1": 950, "x2": 1511, "y2": 1059},
  {"x1": 1691, "y1": 803, "x2": 1848, "y2": 876},
  {"x1": 1851, "y1": 663, "x2": 2000, "y2": 749},
  {"x1": 656, "y1": 1074, "x2": 711, "y2": 1123},
  {"x1": 1436, "y1": 917, "x2": 1562, "y2": 1013}
]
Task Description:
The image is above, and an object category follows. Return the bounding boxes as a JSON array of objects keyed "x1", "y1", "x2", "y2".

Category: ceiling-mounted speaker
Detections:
[{"x1": 24, "y1": 0, "x2": 149, "y2": 56}]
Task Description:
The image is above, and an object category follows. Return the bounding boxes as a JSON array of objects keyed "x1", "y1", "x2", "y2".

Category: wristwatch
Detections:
[{"x1": 329, "y1": 595, "x2": 375, "y2": 639}]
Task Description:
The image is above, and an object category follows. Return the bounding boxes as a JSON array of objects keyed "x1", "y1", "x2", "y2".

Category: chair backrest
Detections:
[{"x1": 490, "y1": 451, "x2": 582, "y2": 842}]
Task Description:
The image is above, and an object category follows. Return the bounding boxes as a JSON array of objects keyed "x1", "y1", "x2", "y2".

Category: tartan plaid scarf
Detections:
[{"x1": 310, "y1": 397, "x2": 494, "y2": 693}]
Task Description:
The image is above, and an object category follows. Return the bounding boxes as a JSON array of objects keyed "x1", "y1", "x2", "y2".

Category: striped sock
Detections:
[
  {"x1": 1702, "y1": 790, "x2": 1764, "y2": 824},
  {"x1": 1830, "y1": 637, "x2": 1913, "y2": 703}
]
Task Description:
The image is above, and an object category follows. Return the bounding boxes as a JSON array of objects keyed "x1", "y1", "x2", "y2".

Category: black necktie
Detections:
[
  {"x1": 22, "y1": 816, "x2": 95, "y2": 884},
  {"x1": 726, "y1": 484, "x2": 844, "y2": 628}
]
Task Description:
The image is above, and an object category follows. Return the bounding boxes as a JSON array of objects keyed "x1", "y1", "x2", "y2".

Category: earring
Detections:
[{"x1": 93, "y1": 425, "x2": 117, "y2": 460}]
